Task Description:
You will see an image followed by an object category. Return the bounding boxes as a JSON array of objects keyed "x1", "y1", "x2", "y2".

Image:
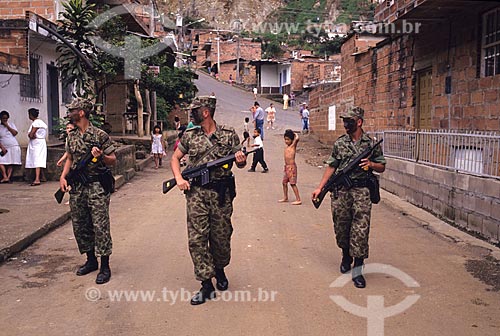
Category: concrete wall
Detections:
[{"x1": 381, "y1": 158, "x2": 500, "y2": 244}]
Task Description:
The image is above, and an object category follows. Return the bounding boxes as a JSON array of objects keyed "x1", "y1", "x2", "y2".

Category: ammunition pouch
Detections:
[
  {"x1": 203, "y1": 175, "x2": 236, "y2": 206},
  {"x1": 96, "y1": 166, "x2": 115, "y2": 194},
  {"x1": 351, "y1": 175, "x2": 380, "y2": 204}
]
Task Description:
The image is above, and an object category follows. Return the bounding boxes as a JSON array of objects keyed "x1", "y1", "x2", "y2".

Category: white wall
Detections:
[
  {"x1": 278, "y1": 64, "x2": 291, "y2": 86},
  {"x1": 0, "y1": 40, "x2": 62, "y2": 146},
  {"x1": 261, "y1": 64, "x2": 279, "y2": 87},
  {"x1": 260, "y1": 63, "x2": 292, "y2": 88}
]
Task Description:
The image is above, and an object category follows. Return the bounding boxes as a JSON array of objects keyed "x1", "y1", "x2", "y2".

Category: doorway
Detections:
[
  {"x1": 416, "y1": 68, "x2": 432, "y2": 129},
  {"x1": 47, "y1": 64, "x2": 60, "y2": 134}
]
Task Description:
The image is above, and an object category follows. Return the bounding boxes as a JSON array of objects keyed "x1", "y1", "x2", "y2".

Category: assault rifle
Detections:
[
  {"x1": 163, "y1": 148, "x2": 257, "y2": 194},
  {"x1": 54, "y1": 143, "x2": 100, "y2": 204},
  {"x1": 312, "y1": 139, "x2": 383, "y2": 209}
]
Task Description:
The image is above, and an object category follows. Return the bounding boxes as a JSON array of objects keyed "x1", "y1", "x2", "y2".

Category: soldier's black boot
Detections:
[
  {"x1": 76, "y1": 251, "x2": 98, "y2": 276},
  {"x1": 96, "y1": 256, "x2": 111, "y2": 284},
  {"x1": 190, "y1": 279, "x2": 216, "y2": 305},
  {"x1": 352, "y1": 258, "x2": 366, "y2": 289},
  {"x1": 340, "y1": 248, "x2": 353, "y2": 274},
  {"x1": 215, "y1": 268, "x2": 229, "y2": 291}
]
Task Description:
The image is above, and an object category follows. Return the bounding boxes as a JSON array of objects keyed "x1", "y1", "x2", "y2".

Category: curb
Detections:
[
  {"x1": 380, "y1": 189, "x2": 500, "y2": 260},
  {"x1": 0, "y1": 159, "x2": 153, "y2": 264},
  {"x1": 0, "y1": 211, "x2": 71, "y2": 263}
]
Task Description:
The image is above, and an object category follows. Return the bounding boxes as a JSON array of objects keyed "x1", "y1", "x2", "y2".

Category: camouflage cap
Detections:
[
  {"x1": 65, "y1": 97, "x2": 93, "y2": 112},
  {"x1": 188, "y1": 96, "x2": 217, "y2": 111},
  {"x1": 340, "y1": 106, "x2": 364, "y2": 119}
]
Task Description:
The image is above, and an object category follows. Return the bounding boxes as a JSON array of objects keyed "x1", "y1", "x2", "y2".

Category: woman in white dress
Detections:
[
  {"x1": 25, "y1": 108, "x2": 47, "y2": 186},
  {"x1": 0, "y1": 110, "x2": 22, "y2": 183}
]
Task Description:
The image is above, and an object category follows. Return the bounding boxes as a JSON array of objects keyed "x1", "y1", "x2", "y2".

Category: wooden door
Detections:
[{"x1": 417, "y1": 69, "x2": 432, "y2": 129}]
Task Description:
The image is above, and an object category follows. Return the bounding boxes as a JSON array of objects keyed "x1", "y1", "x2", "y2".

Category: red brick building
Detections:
[
  {"x1": 290, "y1": 55, "x2": 341, "y2": 93},
  {"x1": 309, "y1": 0, "x2": 500, "y2": 243},
  {"x1": 310, "y1": 0, "x2": 500, "y2": 143},
  {"x1": 191, "y1": 30, "x2": 261, "y2": 82}
]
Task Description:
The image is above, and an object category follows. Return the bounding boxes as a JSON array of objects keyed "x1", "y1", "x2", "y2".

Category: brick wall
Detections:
[
  {"x1": 291, "y1": 59, "x2": 341, "y2": 93},
  {"x1": 0, "y1": 1, "x2": 56, "y2": 20},
  {"x1": 0, "y1": 20, "x2": 28, "y2": 65}
]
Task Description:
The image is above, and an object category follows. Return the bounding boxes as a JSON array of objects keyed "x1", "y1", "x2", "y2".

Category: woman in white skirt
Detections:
[
  {"x1": 25, "y1": 108, "x2": 47, "y2": 186},
  {"x1": 0, "y1": 110, "x2": 22, "y2": 183}
]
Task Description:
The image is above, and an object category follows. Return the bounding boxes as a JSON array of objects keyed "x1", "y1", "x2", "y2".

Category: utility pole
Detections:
[
  {"x1": 216, "y1": 30, "x2": 220, "y2": 79},
  {"x1": 234, "y1": 20, "x2": 242, "y2": 84},
  {"x1": 236, "y1": 35, "x2": 240, "y2": 83}
]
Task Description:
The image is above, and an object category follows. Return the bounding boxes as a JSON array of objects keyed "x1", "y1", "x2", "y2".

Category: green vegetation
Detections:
[
  {"x1": 336, "y1": 0, "x2": 375, "y2": 24},
  {"x1": 56, "y1": 0, "x2": 197, "y2": 131},
  {"x1": 246, "y1": 0, "x2": 375, "y2": 58}
]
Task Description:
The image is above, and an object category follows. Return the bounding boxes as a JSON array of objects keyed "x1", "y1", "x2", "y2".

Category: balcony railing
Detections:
[{"x1": 369, "y1": 130, "x2": 500, "y2": 179}]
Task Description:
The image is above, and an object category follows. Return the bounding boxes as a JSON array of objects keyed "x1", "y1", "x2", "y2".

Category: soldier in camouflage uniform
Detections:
[
  {"x1": 312, "y1": 106, "x2": 385, "y2": 288},
  {"x1": 170, "y1": 96, "x2": 248, "y2": 305},
  {"x1": 59, "y1": 98, "x2": 116, "y2": 285}
]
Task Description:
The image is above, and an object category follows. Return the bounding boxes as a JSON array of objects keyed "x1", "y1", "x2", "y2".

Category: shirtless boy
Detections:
[{"x1": 279, "y1": 129, "x2": 301, "y2": 205}]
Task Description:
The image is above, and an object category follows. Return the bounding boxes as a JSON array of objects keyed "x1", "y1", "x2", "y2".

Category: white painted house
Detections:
[
  {"x1": 0, "y1": 10, "x2": 69, "y2": 146},
  {"x1": 250, "y1": 60, "x2": 292, "y2": 95}
]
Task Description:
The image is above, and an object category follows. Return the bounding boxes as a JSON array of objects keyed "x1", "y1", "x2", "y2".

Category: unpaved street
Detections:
[{"x1": 1, "y1": 74, "x2": 499, "y2": 336}]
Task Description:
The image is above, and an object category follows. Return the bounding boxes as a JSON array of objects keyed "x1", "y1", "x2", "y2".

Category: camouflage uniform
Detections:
[
  {"x1": 178, "y1": 97, "x2": 242, "y2": 281},
  {"x1": 66, "y1": 124, "x2": 115, "y2": 257},
  {"x1": 325, "y1": 132, "x2": 385, "y2": 259}
]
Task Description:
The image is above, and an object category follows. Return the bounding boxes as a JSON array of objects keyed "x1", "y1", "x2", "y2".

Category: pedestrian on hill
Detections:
[
  {"x1": 170, "y1": 96, "x2": 248, "y2": 305},
  {"x1": 265, "y1": 103, "x2": 276, "y2": 130},
  {"x1": 59, "y1": 97, "x2": 117, "y2": 285},
  {"x1": 299, "y1": 102, "x2": 306, "y2": 117},
  {"x1": 253, "y1": 87, "x2": 258, "y2": 99},
  {"x1": 0, "y1": 110, "x2": 21, "y2": 183},
  {"x1": 311, "y1": 106, "x2": 386, "y2": 289},
  {"x1": 151, "y1": 125, "x2": 167, "y2": 169},
  {"x1": 253, "y1": 101, "x2": 265, "y2": 140},
  {"x1": 174, "y1": 115, "x2": 181, "y2": 130},
  {"x1": 279, "y1": 129, "x2": 301, "y2": 205},
  {"x1": 243, "y1": 117, "x2": 251, "y2": 149},
  {"x1": 283, "y1": 93, "x2": 289, "y2": 110},
  {"x1": 25, "y1": 108, "x2": 47, "y2": 186},
  {"x1": 301, "y1": 105, "x2": 310, "y2": 134},
  {"x1": 248, "y1": 128, "x2": 268, "y2": 173}
]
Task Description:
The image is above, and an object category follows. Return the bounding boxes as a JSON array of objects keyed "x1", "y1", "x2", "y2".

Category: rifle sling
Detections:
[{"x1": 188, "y1": 143, "x2": 220, "y2": 168}]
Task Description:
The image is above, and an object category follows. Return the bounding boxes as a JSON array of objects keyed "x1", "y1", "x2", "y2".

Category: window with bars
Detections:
[
  {"x1": 482, "y1": 7, "x2": 500, "y2": 77},
  {"x1": 20, "y1": 53, "x2": 42, "y2": 101}
]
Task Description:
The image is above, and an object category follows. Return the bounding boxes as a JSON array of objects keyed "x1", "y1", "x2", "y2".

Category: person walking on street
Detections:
[
  {"x1": 59, "y1": 98, "x2": 117, "y2": 285},
  {"x1": 253, "y1": 101, "x2": 265, "y2": 140},
  {"x1": 265, "y1": 103, "x2": 276, "y2": 129},
  {"x1": 247, "y1": 128, "x2": 268, "y2": 173},
  {"x1": 311, "y1": 106, "x2": 386, "y2": 289},
  {"x1": 283, "y1": 93, "x2": 289, "y2": 110},
  {"x1": 253, "y1": 87, "x2": 258, "y2": 99},
  {"x1": 170, "y1": 96, "x2": 247, "y2": 305},
  {"x1": 25, "y1": 108, "x2": 47, "y2": 186},
  {"x1": 301, "y1": 105, "x2": 310, "y2": 134},
  {"x1": 0, "y1": 110, "x2": 22, "y2": 183}
]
